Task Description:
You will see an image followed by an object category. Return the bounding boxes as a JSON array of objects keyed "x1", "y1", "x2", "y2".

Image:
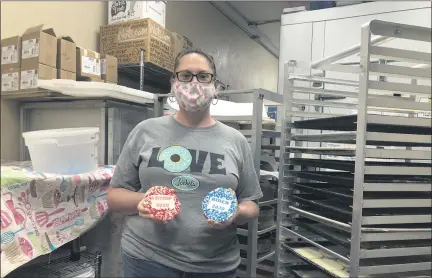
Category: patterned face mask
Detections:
[{"x1": 171, "y1": 80, "x2": 217, "y2": 112}]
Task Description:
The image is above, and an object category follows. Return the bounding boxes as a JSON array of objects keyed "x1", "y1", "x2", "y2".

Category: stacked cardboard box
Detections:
[
  {"x1": 172, "y1": 32, "x2": 193, "y2": 59},
  {"x1": 57, "y1": 36, "x2": 76, "y2": 80},
  {"x1": 20, "y1": 25, "x2": 57, "y2": 90},
  {"x1": 100, "y1": 18, "x2": 174, "y2": 71},
  {"x1": 1, "y1": 36, "x2": 21, "y2": 93},
  {"x1": 101, "y1": 54, "x2": 118, "y2": 84},
  {"x1": 76, "y1": 47, "x2": 103, "y2": 82},
  {"x1": 108, "y1": 1, "x2": 166, "y2": 27}
]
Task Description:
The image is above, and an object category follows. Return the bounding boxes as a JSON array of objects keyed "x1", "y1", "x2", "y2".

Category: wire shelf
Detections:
[
  {"x1": 118, "y1": 62, "x2": 172, "y2": 92},
  {"x1": 7, "y1": 252, "x2": 101, "y2": 278}
]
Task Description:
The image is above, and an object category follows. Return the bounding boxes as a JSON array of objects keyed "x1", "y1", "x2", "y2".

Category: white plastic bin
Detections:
[{"x1": 22, "y1": 128, "x2": 99, "y2": 175}]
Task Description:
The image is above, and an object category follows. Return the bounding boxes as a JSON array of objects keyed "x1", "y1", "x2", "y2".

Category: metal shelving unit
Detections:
[
  {"x1": 7, "y1": 251, "x2": 102, "y2": 278},
  {"x1": 276, "y1": 20, "x2": 431, "y2": 278},
  {"x1": 213, "y1": 89, "x2": 283, "y2": 278},
  {"x1": 117, "y1": 49, "x2": 172, "y2": 93}
]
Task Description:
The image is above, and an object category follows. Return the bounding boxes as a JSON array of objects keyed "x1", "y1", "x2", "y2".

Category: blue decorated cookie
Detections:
[{"x1": 202, "y1": 188, "x2": 238, "y2": 222}]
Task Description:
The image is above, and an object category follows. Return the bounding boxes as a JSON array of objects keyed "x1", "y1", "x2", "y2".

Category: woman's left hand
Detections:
[{"x1": 205, "y1": 208, "x2": 239, "y2": 230}]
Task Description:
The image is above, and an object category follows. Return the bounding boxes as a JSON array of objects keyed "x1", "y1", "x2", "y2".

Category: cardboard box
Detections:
[
  {"x1": 21, "y1": 24, "x2": 57, "y2": 69},
  {"x1": 1, "y1": 36, "x2": 21, "y2": 70},
  {"x1": 1, "y1": 67, "x2": 20, "y2": 92},
  {"x1": 76, "y1": 47, "x2": 101, "y2": 79},
  {"x1": 105, "y1": 81, "x2": 117, "y2": 84},
  {"x1": 100, "y1": 18, "x2": 173, "y2": 71},
  {"x1": 57, "y1": 69, "x2": 76, "y2": 80},
  {"x1": 108, "y1": 1, "x2": 166, "y2": 27},
  {"x1": 57, "y1": 36, "x2": 76, "y2": 72},
  {"x1": 172, "y1": 32, "x2": 193, "y2": 59},
  {"x1": 20, "y1": 63, "x2": 56, "y2": 90},
  {"x1": 101, "y1": 54, "x2": 118, "y2": 83}
]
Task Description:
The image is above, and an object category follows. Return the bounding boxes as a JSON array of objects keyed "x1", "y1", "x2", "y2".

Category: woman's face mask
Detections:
[{"x1": 171, "y1": 80, "x2": 217, "y2": 112}]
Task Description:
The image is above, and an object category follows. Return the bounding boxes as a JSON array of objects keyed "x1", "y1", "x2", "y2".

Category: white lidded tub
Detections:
[{"x1": 22, "y1": 128, "x2": 99, "y2": 175}]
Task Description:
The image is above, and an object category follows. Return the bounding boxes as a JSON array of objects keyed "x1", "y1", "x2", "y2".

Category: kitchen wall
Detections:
[
  {"x1": 1, "y1": 1, "x2": 278, "y2": 161},
  {"x1": 166, "y1": 2, "x2": 278, "y2": 93}
]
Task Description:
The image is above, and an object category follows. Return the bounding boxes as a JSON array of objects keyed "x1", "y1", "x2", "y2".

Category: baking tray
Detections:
[
  {"x1": 291, "y1": 183, "x2": 431, "y2": 209},
  {"x1": 291, "y1": 132, "x2": 432, "y2": 147},
  {"x1": 292, "y1": 194, "x2": 352, "y2": 216},
  {"x1": 292, "y1": 114, "x2": 431, "y2": 135},
  {"x1": 291, "y1": 171, "x2": 432, "y2": 186},
  {"x1": 286, "y1": 146, "x2": 431, "y2": 160},
  {"x1": 281, "y1": 242, "x2": 346, "y2": 278},
  {"x1": 288, "y1": 206, "x2": 432, "y2": 232},
  {"x1": 293, "y1": 217, "x2": 431, "y2": 249},
  {"x1": 286, "y1": 146, "x2": 355, "y2": 157},
  {"x1": 291, "y1": 183, "x2": 353, "y2": 200},
  {"x1": 286, "y1": 264, "x2": 332, "y2": 278},
  {"x1": 283, "y1": 236, "x2": 432, "y2": 277},
  {"x1": 292, "y1": 218, "x2": 351, "y2": 248},
  {"x1": 289, "y1": 199, "x2": 432, "y2": 229},
  {"x1": 287, "y1": 158, "x2": 432, "y2": 174}
]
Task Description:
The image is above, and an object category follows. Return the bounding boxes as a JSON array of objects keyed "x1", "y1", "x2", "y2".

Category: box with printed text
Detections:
[
  {"x1": 20, "y1": 63, "x2": 56, "y2": 90},
  {"x1": 1, "y1": 36, "x2": 21, "y2": 70},
  {"x1": 1, "y1": 36, "x2": 21, "y2": 93},
  {"x1": 21, "y1": 24, "x2": 57, "y2": 69},
  {"x1": 76, "y1": 47, "x2": 101, "y2": 80},
  {"x1": 108, "y1": 1, "x2": 166, "y2": 27},
  {"x1": 1, "y1": 67, "x2": 20, "y2": 93},
  {"x1": 100, "y1": 18, "x2": 174, "y2": 72}
]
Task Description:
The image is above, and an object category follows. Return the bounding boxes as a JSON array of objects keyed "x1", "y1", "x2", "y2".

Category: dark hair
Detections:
[{"x1": 173, "y1": 49, "x2": 217, "y2": 77}]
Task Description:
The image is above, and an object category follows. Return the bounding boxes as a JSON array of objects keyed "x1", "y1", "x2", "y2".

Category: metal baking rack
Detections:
[
  {"x1": 276, "y1": 20, "x2": 431, "y2": 278},
  {"x1": 211, "y1": 89, "x2": 282, "y2": 278}
]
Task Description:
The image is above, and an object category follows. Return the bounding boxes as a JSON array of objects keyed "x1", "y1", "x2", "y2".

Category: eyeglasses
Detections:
[{"x1": 175, "y1": 71, "x2": 214, "y2": 83}]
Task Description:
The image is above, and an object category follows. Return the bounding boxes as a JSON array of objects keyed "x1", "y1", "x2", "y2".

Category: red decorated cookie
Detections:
[{"x1": 143, "y1": 186, "x2": 181, "y2": 221}]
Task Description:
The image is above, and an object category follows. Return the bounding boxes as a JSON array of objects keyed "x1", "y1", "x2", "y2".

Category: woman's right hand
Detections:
[{"x1": 137, "y1": 199, "x2": 167, "y2": 224}]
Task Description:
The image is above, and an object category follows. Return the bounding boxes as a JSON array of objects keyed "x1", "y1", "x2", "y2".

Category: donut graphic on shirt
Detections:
[{"x1": 158, "y1": 146, "x2": 192, "y2": 173}]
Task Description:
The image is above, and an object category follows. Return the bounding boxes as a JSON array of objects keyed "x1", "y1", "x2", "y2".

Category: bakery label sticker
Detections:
[
  {"x1": 22, "y1": 39, "x2": 40, "y2": 59},
  {"x1": 20, "y1": 70, "x2": 38, "y2": 89},
  {"x1": 1, "y1": 45, "x2": 18, "y2": 65},
  {"x1": 1, "y1": 72, "x2": 19, "y2": 92},
  {"x1": 171, "y1": 176, "x2": 199, "y2": 191},
  {"x1": 82, "y1": 56, "x2": 101, "y2": 75},
  {"x1": 150, "y1": 195, "x2": 175, "y2": 210}
]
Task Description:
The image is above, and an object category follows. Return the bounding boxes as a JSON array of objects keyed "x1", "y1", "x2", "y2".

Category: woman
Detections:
[{"x1": 107, "y1": 49, "x2": 263, "y2": 278}]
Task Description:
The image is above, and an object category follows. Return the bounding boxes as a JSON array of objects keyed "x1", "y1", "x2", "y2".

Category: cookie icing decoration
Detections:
[
  {"x1": 202, "y1": 187, "x2": 238, "y2": 223},
  {"x1": 143, "y1": 186, "x2": 181, "y2": 221}
]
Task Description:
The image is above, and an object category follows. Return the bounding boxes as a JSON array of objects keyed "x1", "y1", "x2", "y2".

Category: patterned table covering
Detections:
[{"x1": 0, "y1": 162, "x2": 114, "y2": 277}]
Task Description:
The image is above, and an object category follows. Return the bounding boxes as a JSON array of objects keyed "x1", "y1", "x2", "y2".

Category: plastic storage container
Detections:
[{"x1": 22, "y1": 128, "x2": 99, "y2": 175}]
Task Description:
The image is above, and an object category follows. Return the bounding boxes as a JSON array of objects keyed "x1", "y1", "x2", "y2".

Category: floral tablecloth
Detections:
[{"x1": 0, "y1": 162, "x2": 114, "y2": 277}]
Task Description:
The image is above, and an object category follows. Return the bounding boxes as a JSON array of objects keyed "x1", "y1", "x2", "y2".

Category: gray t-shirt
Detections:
[{"x1": 110, "y1": 115, "x2": 263, "y2": 273}]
